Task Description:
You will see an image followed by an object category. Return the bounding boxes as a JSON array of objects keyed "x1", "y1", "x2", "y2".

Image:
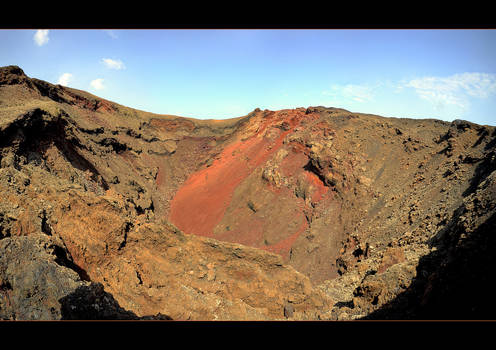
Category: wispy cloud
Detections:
[
  {"x1": 102, "y1": 58, "x2": 125, "y2": 70},
  {"x1": 90, "y1": 78, "x2": 105, "y2": 90},
  {"x1": 103, "y1": 30, "x2": 118, "y2": 39},
  {"x1": 402, "y1": 73, "x2": 496, "y2": 110},
  {"x1": 322, "y1": 83, "x2": 375, "y2": 103},
  {"x1": 33, "y1": 30, "x2": 49, "y2": 46},
  {"x1": 57, "y1": 73, "x2": 73, "y2": 86}
]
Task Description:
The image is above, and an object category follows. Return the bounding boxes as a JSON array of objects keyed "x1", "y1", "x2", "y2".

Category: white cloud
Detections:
[
  {"x1": 403, "y1": 73, "x2": 496, "y2": 110},
  {"x1": 323, "y1": 84, "x2": 375, "y2": 103},
  {"x1": 57, "y1": 73, "x2": 73, "y2": 86},
  {"x1": 344, "y1": 85, "x2": 374, "y2": 102},
  {"x1": 453, "y1": 72, "x2": 496, "y2": 98},
  {"x1": 90, "y1": 78, "x2": 105, "y2": 90},
  {"x1": 102, "y1": 58, "x2": 125, "y2": 70},
  {"x1": 33, "y1": 30, "x2": 49, "y2": 46},
  {"x1": 103, "y1": 30, "x2": 118, "y2": 39}
]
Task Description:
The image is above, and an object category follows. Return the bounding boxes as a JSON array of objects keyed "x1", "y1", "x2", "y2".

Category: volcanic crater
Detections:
[{"x1": 1, "y1": 65, "x2": 495, "y2": 320}]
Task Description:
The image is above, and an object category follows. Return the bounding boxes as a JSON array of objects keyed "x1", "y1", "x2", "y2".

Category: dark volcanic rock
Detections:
[
  {"x1": 0, "y1": 66, "x2": 30, "y2": 86},
  {"x1": 0, "y1": 234, "x2": 86, "y2": 320},
  {"x1": 0, "y1": 234, "x2": 172, "y2": 320},
  {"x1": 59, "y1": 282, "x2": 172, "y2": 320},
  {"x1": 363, "y1": 171, "x2": 496, "y2": 320}
]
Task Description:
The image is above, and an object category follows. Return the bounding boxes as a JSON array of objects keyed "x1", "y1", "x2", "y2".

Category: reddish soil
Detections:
[
  {"x1": 280, "y1": 146, "x2": 308, "y2": 177},
  {"x1": 305, "y1": 171, "x2": 329, "y2": 203},
  {"x1": 169, "y1": 111, "x2": 306, "y2": 237},
  {"x1": 214, "y1": 207, "x2": 266, "y2": 247}
]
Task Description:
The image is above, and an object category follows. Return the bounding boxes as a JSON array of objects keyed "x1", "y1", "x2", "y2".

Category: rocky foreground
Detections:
[{"x1": 0, "y1": 65, "x2": 495, "y2": 320}]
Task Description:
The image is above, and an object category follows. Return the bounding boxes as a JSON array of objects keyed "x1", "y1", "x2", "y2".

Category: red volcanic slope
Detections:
[
  {"x1": 170, "y1": 113, "x2": 293, "y2": 235},
  {"x1": 169, "y1": 110, "x2": 323, "y2": 259}
]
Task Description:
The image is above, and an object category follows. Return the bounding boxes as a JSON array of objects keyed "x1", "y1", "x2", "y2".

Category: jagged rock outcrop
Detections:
[{"x1": 0, "y1": 234, "x2": 170, "y2": 320}]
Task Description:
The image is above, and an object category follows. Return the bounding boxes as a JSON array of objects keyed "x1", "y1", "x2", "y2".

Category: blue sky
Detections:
[{"x1": 1, "y1": 29, "x2": 495, "y2": 125}]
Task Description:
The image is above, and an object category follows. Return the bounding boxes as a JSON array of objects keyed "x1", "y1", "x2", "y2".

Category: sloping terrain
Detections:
[{"x1": 0, "y1": 65, "x2": 495, "y2": 320}]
